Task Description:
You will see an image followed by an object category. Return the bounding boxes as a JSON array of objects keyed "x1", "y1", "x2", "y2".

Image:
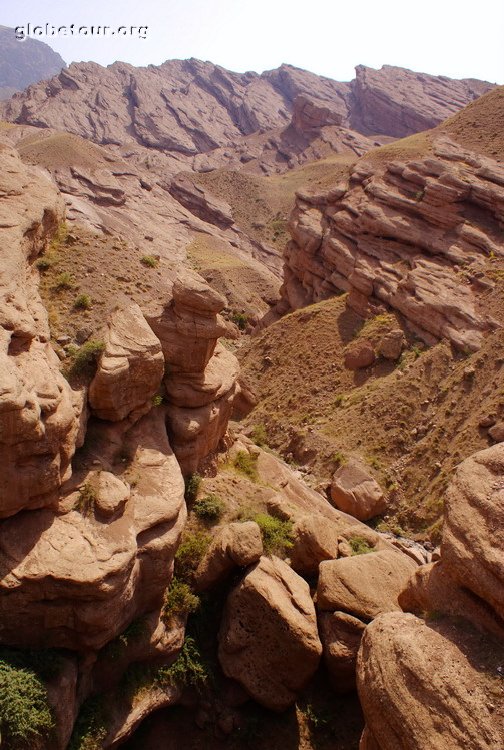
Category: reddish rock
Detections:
[
  {"x1": 194, "y1": 521, "x2": 263, "y2": 591},
  {"x1": 344, "y1": 341, "x2": 376, "y2": 370},
  {"x1": 488, "y1": 422, "x2": 504, "y2": 442},
  {"x1": 377, "y1": 329, "x2": 405, "y2": 360},
  {"x1": 318, "y1": 611, "x2": 366, "y2": 692},
  {"x1": 330, "y1": 460, "x2": 387, "y2": 521}
]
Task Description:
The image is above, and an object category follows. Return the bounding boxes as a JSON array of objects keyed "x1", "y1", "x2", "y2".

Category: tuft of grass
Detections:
[
  {"x1": 193, "y1": 494, "x2": 225, "y2": 522},
  {"x1": 250, "y1": 512, "x2": 293, "y2": 557},
  {"x1": 250, "y1": 424, "x2": 268, "y2": 447},
  {"x1": 331, "y1": 450, "x2": 347, "y2": 468},
  {"x1": 52, "y1": 271, "x2": 74, "y2": 291},
  {"x1": 73, "y1": 294, "x2": 92, "y2": 310},
  {"x1": 151, "y1": 394, "x2": 163, "y2": 407},
  {"x1": 348, "y1": 536, "x2": 375, "y2": 555},
  {"x1": 35, "y1": 257, "x2": 53, "y2": 272},
  {"x1": 75, "y1": 483, "x2": 97, "y2": 517},
  {"x1": 174, "y1": 531, "x2": 211, "y2": 580},
  {"x1": 140, "y1": 255, "x2": 158, "y2": 268},
  {"x1": 63, "y1": 340, "x2": 105, "y2": 382},
  {"x1": 162, "y1": 579, "x2": 200, "y2": 623},
  {"x1": 230, "y1": 311, "x2": 248, "y2": 331},
  {"x1": 184, "y1": 473, "x2": 201, "y2": 503},
  {"x1": 0, "y1": 659, "x2": 54, "y2": 750},
  {"x1": 233, "y1": 451, "x2": 259, "y2": 482}
]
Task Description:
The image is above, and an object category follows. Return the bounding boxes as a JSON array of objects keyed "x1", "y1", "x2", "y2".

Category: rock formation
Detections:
[
  {"x1": 279, "y1": 135, "x2": 503, "y2": 351},
  {"x1": 0, "y1": 25, "x2": 65, "y2": 99}
]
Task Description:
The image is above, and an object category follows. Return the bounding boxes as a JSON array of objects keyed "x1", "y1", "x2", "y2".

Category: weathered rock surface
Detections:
[
  {"x1": 0, "y1": 409, "x2": 186, "y2": 650},
  {"x1": 343, "y1": 340, "x2": 376, "y2": 371},
  {"x1": 318, "y1": 610, "x2": 366, "y2": 692},
  {"x1": 218, "y1": 555, "x2": 322, "y2": 710},
  {"x1": 289, "y1": 515, "x2": 342, "y2": 575},
  {"x1": 279, "y1": 136, "x2": 503, "y2": 352},
  {"x1": 147, "y1": 269, "x2": 240, "y2": 473},
  {"x1": 441, "y1": 443, "x2": 504, "y2": 621},
  {"x1": 0, "y1": 145, "x2": 82, "y2": 517},
  {"x1": 317, "y1": 550, "x2": 417, "y2": 618},
  {"x1": 357, "y1": 612, "x2": 504, "y2": 749},
  {"x1": 350, "y1": 64, "x2": 492, "y2": 138},
  {"x1": 194, "y1": 521, "x2": 263, "y2": 591},
  {"x1": 89, "y1": 302, "x2": 164, "y2": 421},
  {"x1": 330, "y1": 460, "x2": 387, "y2": 521}
]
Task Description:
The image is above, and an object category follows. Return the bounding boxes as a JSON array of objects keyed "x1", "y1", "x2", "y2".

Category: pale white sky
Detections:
[{"x1": 1, "y1": 0, "x2": 503, "y2": 83}]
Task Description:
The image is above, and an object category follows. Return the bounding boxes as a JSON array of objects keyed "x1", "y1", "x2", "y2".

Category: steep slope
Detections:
[{"x1": 0, "y1": 25, "x2": 65, "y2": 99}]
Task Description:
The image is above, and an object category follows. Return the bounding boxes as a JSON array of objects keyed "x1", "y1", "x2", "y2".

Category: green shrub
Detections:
[
  {"x1": 253, "y1": 513, "x2": 293, "y2": 557},
  {"x1": 140, "y1": 255, "x2": 158, "y2": 268},
  {"x1": 73, "y1": 294, "x2": 92, "y2": 310},
  {"x1": 156, "y1": 636, "x2": 210, "y2": 691},
  {"x1": 174, "y1": 531, "x2": 211, "y2": 580},
  {"x1": 64, "y1": 340, "x2": 105, "y2": 382},
  {"x1": 151, "y1": 394, "x2": 163, "y2": 407},
  {"x1": 331, "y1": 450, "x2": 347, "y2": 467},
  {"x1": 162, "y1": 579, "x2": 200, "y2": 623},
  {"x1": 193, "y1": 494, "x2": 225, "y2": 521},
  {"x1": 233, "y1": 451, "x2": 258, "y2": 481},
  {"x1": 231, "y1": 311, "x2": 248, "y2": 331},
  {"x1": 68, "y1": 697, "x2": 107, "y2": 750},
  {"x1": 0, "y1": 660, "x2": 54, "y2": 749},
  {"x1": 184, "y1": 473, "x2": 201, "y2": 503},
  {"x1": 349, "y1": 536, "x2": 374, "y2": 555},
  {"x1": 250, "y1": 424, "x2": 268, "y2": 447},
  {"x1": 52, "y1": 271, "x2": 74, "y2": 290},
  {"x1": 75, "y1": 483, "x2": 97, "y2": 517},
  {"x1": 35, "y1": 257, "x2": 52, "y2": 272}
]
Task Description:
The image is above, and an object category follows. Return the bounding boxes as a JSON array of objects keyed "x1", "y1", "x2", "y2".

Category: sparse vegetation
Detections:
[
  {"x1": 151, "y1": 394, "x2": 163, "y2": 407},
  {"x1": 68, "y1": 697, "x2": 107, "y2": 750},
  {"x1": 0, "y1": 659, "x2": 54, "y2": 749},
  {"x1": 250, "y1": 423, "x2": 268, "y2": 447},
  {"x1": 348, "y1": 536, "x2": 375, "y2": 555},
  {"x1": 231, "y1": 311, "x2": 248, "y2": 330},
  {"x1": 184, "y1": 473, "x2": 201, "y2": 503},
  {"x1": 193, "y1": 493, "x2": 225, "y2": 522},
  {"x1": 174, "y1": 531, "x2": 211, "y2": 580},
  {"x1": 101, "y1": 617, "x2": 146, "y2": 661},
  {"x1": 73, "y1": 293, "x2": 92, "y2": 310},
  {"x1": 331, "y1": 450, "x2": 347, "y2": 467},
  {"x1": 156, "y1": 636, "x2": 210, "y2": 691},
  {"x1": 140, "y1": 255, "x2": 158, "y2": 268},
  {"x1": 63, "y1": 340, "x2": 105, "y2": 382},
  {"x1": 233, "y1": 451, "x2": 259, "y2": 481},
  {"x1": 249, "y1": 512, "x2": 293, "y2": 557},
  {"x1": 35, "y1": 257, "x2": 53, "y2": 272},
  {"x1": 162, "y1": 579, "x2": 200, "y2": 623},
  {"x1": 75, "y1": 482, "x2": 97, "y2": 517},
  {"x1": 52, "y1": 271, "x2": 74, "y2": 291}
]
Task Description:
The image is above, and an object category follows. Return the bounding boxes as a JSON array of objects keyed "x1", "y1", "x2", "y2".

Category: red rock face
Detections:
[
  {"x1": 279, "y1": 136, "x2": 503, "y2": 352},
  {"x1": 0, "y1": 60, "x2": 493, "y2": 156}
]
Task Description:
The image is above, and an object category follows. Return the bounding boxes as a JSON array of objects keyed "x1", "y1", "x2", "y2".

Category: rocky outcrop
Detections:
[
  {"x1": 441, "y1": 443, "x2": 504, "y2": 621},
  {"x1": 0, "y1": 409, "x2": 186, "y2": 650},
  {"x1": 0, "y1": 25, "x2": 65, "y2": 96},
  {"x1": 1, "y1": 59, "x2": 491, "y2": 154},
  {"x1": 357, "y1": 612, "x2": 504, "y2": 749},
  {"x1": 330, "y1": 460, "x2": 387, "y2": 520},
  {"x1": 350, "y1": 64, "x2": 493, "y2": 138},
  {"x1": 89, "y1": 303, "x2": 164, "y2": 421},
  {"x1": 317, "y1": 550, "x2": 417, "y2": 619},
  {"x1": 194, "y1": 521, "x2": 263, "y2": 591},
  {"x1": 218, "y1": 555, "x2": 322, "y2": 711},
  {"x1": 147, "y1": 269, "x2": 240, "y2": 473},
  {"x1": 0, "y1": 145, "x2": 83, "y2": 517},
  {"x1": 280, "y1": 136, "x2": 503, "y2": 351}
]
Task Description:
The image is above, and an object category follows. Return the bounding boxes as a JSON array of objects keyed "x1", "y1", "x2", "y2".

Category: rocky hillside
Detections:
[
  {"x1": 0, "y1": 25, "x2": 65, "y2": 99},
  {"x1": 0, "y1": 53, "x2": 502, "y2": 750}
]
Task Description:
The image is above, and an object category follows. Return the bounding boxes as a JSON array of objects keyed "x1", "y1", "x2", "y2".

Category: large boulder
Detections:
[
  {"x1": 441, "y1": 443, "x2": 504, "y2": 621},
  {"x1": 289, "y1": 514, "x2": 342, "y2": 575},
  {"x1": 357, "y1": 612, "x2": 504, "y2": 749},
  {"x1": 218, "y1": 556, "x2": 322, "y2": 710},
  {"x1": 194, "y1": 521, "x2": 263, "y2": 591},
  {"x1": 0, "y1": 410, "x2": 186, "y2": 650},
  {"x1": 318, "y1": 611, "x2": 366, "y2": 692},
  {"x1": 317, "y1": 549, "x2": 416, "y2": 618},
  {"x1": 330, "y1": 461, "x2": 387, "y2": 521},
  {"x1": 89, "y1": 303, "x2": 164, "y2": 421}
]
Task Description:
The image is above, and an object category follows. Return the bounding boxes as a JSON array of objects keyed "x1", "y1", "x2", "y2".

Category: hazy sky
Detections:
[{"x1": 2, "y1": 0, "x2": 503, "y2": 83}]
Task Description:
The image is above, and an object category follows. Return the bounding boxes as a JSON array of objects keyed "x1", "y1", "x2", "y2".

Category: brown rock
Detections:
[
  {"x1": 330, "y1": 461, "x2": 387, "y2": 521},
  {"x1": 89, "y1": 303, "x2": 164, "y2": 422},
  {"x1": 194, "y1": 521, "x2": 263, "y2": 591},
  {"x1": 218, "y1": 556, "x2": 322, "y2": 711},
  {"x1": 92, "y1": 471, "x2": 130, "y2": 518},
  {"x1": 357, "y1": 612, "x2": 504, "y2": 750},
  {"x1": 289, "y1": 514, "x2": 342, "y2": 575},
  {"x1": 488, "y1": 422, "x2": 504, "y2": 442},
  {"x1": 344, "y1": 341, "x2": 376, "y2": 370},
  {"x1": 317, "y1": 549, "x2": 416, "y2": 618},
  {"x1": 377, "y1": 329, "x2": 405, "y2": 360},
  {"x1": 318, "y1": 611, "x2": 366, "y2": 692},
  {"x1": 442, "y1": 443, "x2": 504, "y2": 621}
]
